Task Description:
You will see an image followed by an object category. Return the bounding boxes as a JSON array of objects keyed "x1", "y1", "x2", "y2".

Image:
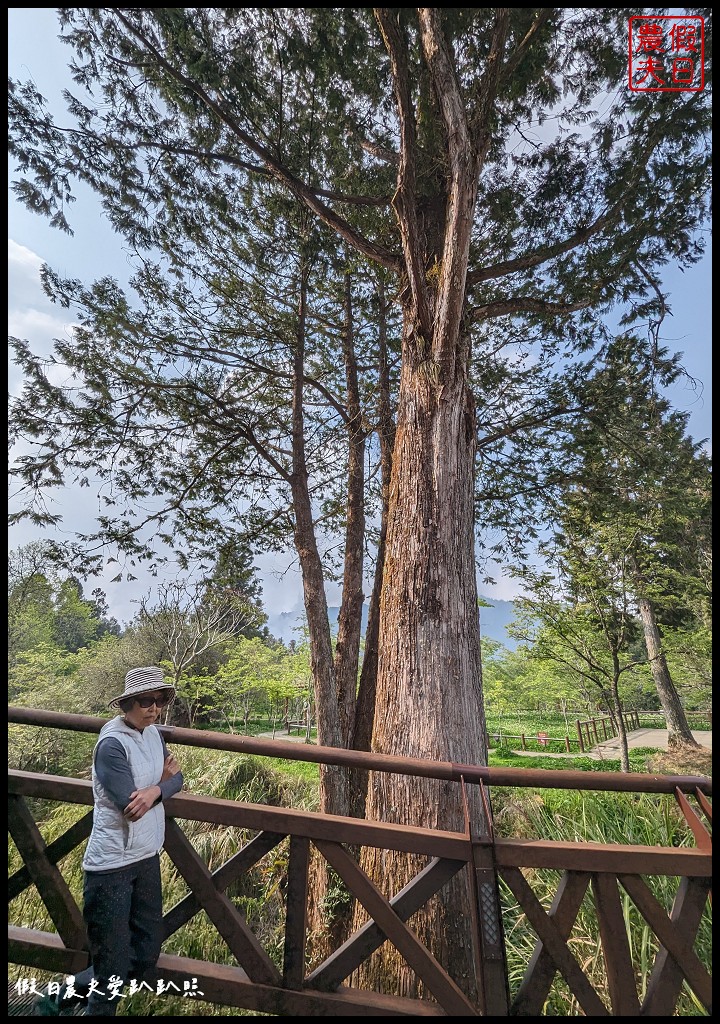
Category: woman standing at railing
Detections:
[{"x1": 34, "y1": 667, "x2": 184, "y2": 1017}]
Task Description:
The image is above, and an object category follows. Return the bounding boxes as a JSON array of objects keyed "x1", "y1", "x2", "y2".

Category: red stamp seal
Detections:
[{"x1": 629, "y1": 15, "x2": 705, "y2": 92}]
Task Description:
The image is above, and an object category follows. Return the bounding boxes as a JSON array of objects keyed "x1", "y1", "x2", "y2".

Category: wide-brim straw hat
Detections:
[{"x1": 108, "y1": 666, "x2": 176, "y2": 709}]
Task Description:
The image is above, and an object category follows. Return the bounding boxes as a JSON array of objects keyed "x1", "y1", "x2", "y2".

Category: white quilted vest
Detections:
[{"x1": 83, "y1": 716, "x2": 166, "y2": 871}]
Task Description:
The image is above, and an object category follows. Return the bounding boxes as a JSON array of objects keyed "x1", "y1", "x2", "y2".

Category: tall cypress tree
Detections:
[{"x1": 9, "y1": 9, "x2": 711, "y2": 997}]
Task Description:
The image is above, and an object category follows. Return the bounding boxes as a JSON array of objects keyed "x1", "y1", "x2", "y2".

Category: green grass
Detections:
[
  {"x1": 488, "y1": 745, "x2": 658, "y2": 772},
  {"x1": 492, "y1": 786, "x2": 712, "y2": 1016},
  {"x1": 257, "y1": 756, "x2": 320, "y2": 783}
]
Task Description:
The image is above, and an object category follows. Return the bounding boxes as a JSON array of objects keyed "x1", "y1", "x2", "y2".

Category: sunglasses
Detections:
[{"x1": 134, "y1": 692, "x2": 172, "y2": 709}]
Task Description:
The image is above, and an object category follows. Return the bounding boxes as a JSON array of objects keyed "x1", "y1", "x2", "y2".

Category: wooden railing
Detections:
[
  {"x1": 8, "y1": 707, "x2": 712, "y2": 1017},
  {"x1": 574, "y1": 711, "x2": 641, "y2": 752},
  {"x1": 634, "y1": 709, "x2": 713, "y2": 729},
  {"x1": 575, "y1": 710, "x2": 712, "y2": 751},
  {"x1": 488, "y1": 708, "x2": 712, "y2": 754}
]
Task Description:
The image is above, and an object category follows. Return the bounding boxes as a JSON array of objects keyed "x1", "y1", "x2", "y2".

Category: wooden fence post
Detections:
[
  {"x1": 576, "y1": 721, "x2": 585, "y2": 753},
  {"x1": 461, "y1": 779, "x2": 510, "y2": 1016}
]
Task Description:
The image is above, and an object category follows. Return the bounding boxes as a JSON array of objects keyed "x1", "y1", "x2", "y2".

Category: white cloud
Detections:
[
  {"x1": 8, "y1": 239, "x2": 55, "y2": 314},
  {"x1": 8, "y1": 306, "x2": 66, "y2": 336},
  {"x1": 8, "y1": 238, "x2": 43, "y2": 269},
  {"x1": 8, "y1": 237, "x2": 80, "y2": 396}
]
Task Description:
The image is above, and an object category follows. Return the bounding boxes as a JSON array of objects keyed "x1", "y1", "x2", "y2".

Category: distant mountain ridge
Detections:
[{"x1": 265, "y1": 595, "x2": 518, "y2": 650}]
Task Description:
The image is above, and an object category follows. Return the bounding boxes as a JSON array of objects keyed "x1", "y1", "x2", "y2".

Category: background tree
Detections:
[
  {"x1": 8, "y1": 544, "x2": 57, "y2": 667},
  {"x1": 541, "y1": 333, "x2": 711, "y2": 747},
  {"x1": 215, "y1": 637, "x2": 290, "y2": 733},
  {"x1": 9, "y1": 544, "x2": 119, "y2": 667},
  {"x1": 130, "y1": 578, "x2": 263, "y2": 724},
  {"x1": 482, "y1": 643, "x2": 587, "y2": 727},
  {"x1": 9, "y1": 642, "x2": 82, "y2": 711},
  {"x1": 51, "y1": 577, "x2": 113, "y2": 653},
  {"x1": 654, "y1": 624, "x2": 712, "y2": 709},
  {"x1": 510, "y1": 572, "x2": 645, "y2": 774}
]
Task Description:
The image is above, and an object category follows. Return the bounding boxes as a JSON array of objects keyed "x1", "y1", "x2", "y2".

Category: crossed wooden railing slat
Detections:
[{"x1": 8, "y1": 744, "x2": 712, "y2": 1017}]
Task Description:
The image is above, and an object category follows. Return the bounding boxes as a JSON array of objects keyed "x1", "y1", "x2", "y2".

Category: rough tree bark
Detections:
[
  {"x1": 637, "y1": 595, "x2": 700, "y2": 748},
  {"x1": 349, "y1": 9, "x2": 506, "y2": 1000},
  {"x1": 355, "y1": 341, "x2": 488, "y2": 999}
]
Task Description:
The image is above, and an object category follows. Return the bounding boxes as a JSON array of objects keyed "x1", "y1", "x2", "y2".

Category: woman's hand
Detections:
[
  {"x1": 161, "y1": 753, "x2": 181, "y2": 781},
  {"x1": 124, "y1": 785, "x2": 161, "y2": 820}
]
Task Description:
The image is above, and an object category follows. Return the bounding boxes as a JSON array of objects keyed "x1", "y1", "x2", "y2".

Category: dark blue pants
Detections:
[{"x1": 80, "y1": 855, "x2": 163, "y2": 1016}]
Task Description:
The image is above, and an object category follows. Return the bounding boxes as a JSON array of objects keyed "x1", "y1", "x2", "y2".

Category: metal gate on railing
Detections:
[{"x1": 8, "y1": 707, "x2": 713, "y2": 1016}]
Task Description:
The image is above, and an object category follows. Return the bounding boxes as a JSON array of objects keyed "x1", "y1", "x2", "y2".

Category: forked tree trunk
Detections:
[
  {"x1": 334, "y1": 271, "x2": 367, "y2": 748},
  {"x1": 349, "y1": 8, "x2": 495, "y2": 995},
  {"x1": 347, "y1": 8, "x2": 505, "y2": 999},
  {"x1": 353, "y1": 343, "x2": 487, "y2": 1001},
  {"x1": 636, "y1": 595, "x2": 699, "y2": 748},
  {"x1": 290, "y1": 265, "x2": 348, "y2": 816},
  {"x1": 352, "y1": 276, "x2": 395, "y2": 810}
]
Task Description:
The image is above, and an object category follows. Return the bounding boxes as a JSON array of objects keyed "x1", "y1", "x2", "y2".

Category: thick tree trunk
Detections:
[
  {"x1": 354, "y1": 345, "x2": 486, "y2": 1001},
  {"x1": 349, "y1": 10, "x2": 505, "y2": 1000},
  {"x1": 637, "y1": 595, "x2": 699, "y2": 748}
]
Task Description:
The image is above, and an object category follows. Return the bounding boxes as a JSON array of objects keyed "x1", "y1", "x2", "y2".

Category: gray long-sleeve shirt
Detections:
[{"x1": 95, "y1": 732, "x2": 184, "y2": 812}]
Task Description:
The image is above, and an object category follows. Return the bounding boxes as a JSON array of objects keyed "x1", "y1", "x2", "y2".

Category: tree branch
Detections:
[
  {"x1": 358, "y1": 136, "x2": 399, "y2": 166},
  {"x1": 467, "y1": 120, "x2": 665, "y2": 289},
  {"x1": 128, "y1": 139, "x2": 391, "y2": 206},
  {"x1": 500, "y1": 9, "x2": 556, "y2": 84},
  {"x1": 113, "y1": 10, "x2": 402, "y2": 271},
  {"x1": 467, "y1": 8, "x2": 510, "y2": 171},
  {"x1": 467, "y1": 201, "x2": 626, "y2": 286},
  {"x1": 477, "y1": 403, "x2": 581, "y2": 449},
  {"x1": 374, "y1": 8, "x2": 432, "y2": 339},
  {"x1": 469, "y1": 294, "x2": 597, "y2": 321}
]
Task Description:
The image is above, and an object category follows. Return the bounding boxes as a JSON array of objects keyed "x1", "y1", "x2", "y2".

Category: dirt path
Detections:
[
  {"x1": 255, "y1": 728, "x2": 713, "y2": 758},
  {"x1": 592, "y1": 728, "x2": 711, "y2": 755},
  {"x1": 505, "y1": 729, "x2": 712, "y2": 760},
  {"x1": 256, "y1": 730, "x2": 314, "y2": 743}
]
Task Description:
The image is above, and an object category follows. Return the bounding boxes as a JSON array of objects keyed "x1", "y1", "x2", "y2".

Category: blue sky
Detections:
[{"x1": 8, "y1": 9, "x2": 712, "y2": 625}]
